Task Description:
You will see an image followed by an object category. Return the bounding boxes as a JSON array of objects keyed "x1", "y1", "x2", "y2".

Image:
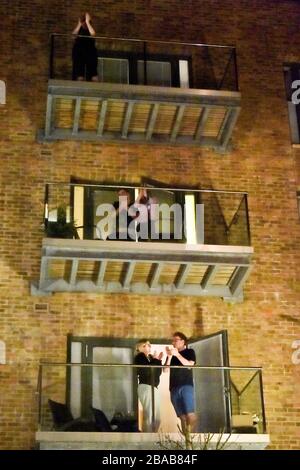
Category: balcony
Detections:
[
  {"x1": 31, "y1": 183, "x2": 252, "y2": 301},
  {"x1": 35, "y1": 358, "x2": 269, "y2": 450},
  {"x1": 39, "y1": 35, "x2": 241, "y2": 151}
]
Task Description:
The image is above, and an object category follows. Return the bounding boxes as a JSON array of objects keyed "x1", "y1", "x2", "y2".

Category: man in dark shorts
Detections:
[{"x1": 165, "y1": 332, "x2": 196, "y2": 433}]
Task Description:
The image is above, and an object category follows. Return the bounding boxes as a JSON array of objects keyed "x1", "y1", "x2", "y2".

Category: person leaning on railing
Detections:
[
  {"x1": 72, "y1": 12, "x2": 98, "y2": 82},
  {"x1": 134, "y1": 339, "x2": 163, "y2": 432}
]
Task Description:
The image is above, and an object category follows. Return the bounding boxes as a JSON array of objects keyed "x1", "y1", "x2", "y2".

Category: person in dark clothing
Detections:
[
  {"x1": 164, "y1": 332, "x2": 196, "y2": 433},
  {"x1": 72, "y1": 12, "x2": 98, "y2": 81},
  {"x1": 134, "y1": 339, "x2": 163, "y2": 432},
  {"x1": 108, "y1": 189, "x2": 137, "y2": 240}
]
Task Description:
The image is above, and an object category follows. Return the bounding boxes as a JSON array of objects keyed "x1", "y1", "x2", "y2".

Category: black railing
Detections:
[{"x1": 49, "y1": 33, "x2": 239, "y2": 92}]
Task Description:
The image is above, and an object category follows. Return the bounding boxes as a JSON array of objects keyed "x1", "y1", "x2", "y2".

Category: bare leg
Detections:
[
  {"x1": 179, "y1": 415, "x2": 187, "y2": 433},
  {"x1": 180, "y1": 414, "x2": 193, "y2": 449},
  {"x1": 186, "y1": 412, "x2": 197, "y2": 432}
]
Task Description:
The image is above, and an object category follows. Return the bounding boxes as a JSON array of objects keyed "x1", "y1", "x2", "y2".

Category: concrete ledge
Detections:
[
  {"x1": 42, "y1": 238, "x2": 254, "y2": 256},
  {"x1": 36, "y1": 431, "x2": 270, "y2": 450},
  {"x1": 48, "y1": 79, "x2": 241, "y2": 106}
]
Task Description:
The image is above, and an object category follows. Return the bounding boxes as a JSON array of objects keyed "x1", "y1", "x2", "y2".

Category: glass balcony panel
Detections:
[
  {"x1": 98, "y1": 57, "x2": 129, "y2": 84},
  {"x1": 137, "y1": 60, "x2": 172, "y2": 87},
  {"x1": 230, "y1": 370, "x2": 265, "y2": 434},
  {"x1": 38, "y1": 363, "x2": 265, "y2": 435},
  {"x1": 44, "y1": 183, "x2": 250, "y2": 246}
]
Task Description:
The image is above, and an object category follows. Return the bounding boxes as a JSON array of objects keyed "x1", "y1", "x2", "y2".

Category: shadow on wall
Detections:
[{"x1": 168, "y1": 299, "x2": 203, "y2": 338}]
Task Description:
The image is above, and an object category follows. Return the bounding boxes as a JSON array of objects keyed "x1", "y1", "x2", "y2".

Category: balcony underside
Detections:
[
  {"x1": 39, "y1": 80, "x2": 241, "y2": 151},
  {"x1": 32, "y1": 239, "x2": 253, "y2": 301},
  {"x1": 36, "y1": 431, "x2": 270, "y2": 450}
]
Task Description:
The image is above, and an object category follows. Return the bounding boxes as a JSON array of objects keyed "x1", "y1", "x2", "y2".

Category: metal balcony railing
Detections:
[
  {"x1": 43, "y1": 35, "x2": 240, "y2": 148},
  {"x1": 37, "y1": 362, "x2": 266, "y2": 434},
  {"x1": 49, "y1": 33, "x2": 239, "y2": 92},
  {"x1": 33, "y1": 183, "x2": 252, "y2": 298},
  {"x1": 43, "y1": 182, "x2": 251, "y2": 247}
]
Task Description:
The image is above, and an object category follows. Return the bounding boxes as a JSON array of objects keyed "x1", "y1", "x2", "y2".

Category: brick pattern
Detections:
[{"x1": 1, "y1": 0, "x2": 300, "y2": 449}]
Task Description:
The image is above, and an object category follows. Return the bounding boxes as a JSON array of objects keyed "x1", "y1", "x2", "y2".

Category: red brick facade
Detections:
[{"x1": 0, "y1": 0, "x2": 300, "y2": 449}]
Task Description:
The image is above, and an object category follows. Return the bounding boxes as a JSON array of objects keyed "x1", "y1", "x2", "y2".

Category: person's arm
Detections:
[
  {"x1": 150, "y1": 357, "x2": 162, "y2": 366},
  {"x1": 134, "y1": 188, "x2": 148, "y2": 205},
  {"x1": 128, "y1": 203, "x2": 138, "y2": 219},
  {"x1": 72, "y1": 19, "x2": 82, "y2": 35},
  {"x1": 131, "y1": 188, "x2": 148, "y2": 221},
  {"x1": 171, "y1": 348, "x2": 195, "y2": 366},
  {"x1": 150, "y1": 355, "x2": 163, "y2": 378},
  {"x1": 85, "y1": 12, "x2": 96, "y2": 36},
  {"x1": 163, "y1": 347, "x2": 172, "y2": 372}
]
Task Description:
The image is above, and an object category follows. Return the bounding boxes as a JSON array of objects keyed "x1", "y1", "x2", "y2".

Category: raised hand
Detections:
[
  {"x1": 153, "y1": 351, "x2": 163, "y2": 360},
  {"x1": 171, "y1": 347, "x2": 179, "y2": 356}
]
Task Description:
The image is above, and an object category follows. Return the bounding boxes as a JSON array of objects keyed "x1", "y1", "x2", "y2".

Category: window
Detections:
[
  {"x1": 137, "y1": 60, "x2": 172, "y2": 86},
  {"x1": 98, "y1": 58, "x2": 129, "y2": 84},
  {"x1": 97, "y1": 51, "x2": 191, "y2": 88},
  {"x1": 71, "y1": 184, "x2": 189, "y2": 242},
  {"x1": 284, "y1": 64, "x2": 300, "y2": 144},
  {"x1": 67, "y1": 336, "x2": 137, "y2": 419}
]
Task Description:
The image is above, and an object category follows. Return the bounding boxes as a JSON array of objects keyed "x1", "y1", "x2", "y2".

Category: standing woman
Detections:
[
  {"x1": 72, "y1": 12, "x2": 98, "y2": 82},
  {"x1": 134, "y1": 339, "x2": 163, "y2": 432}
]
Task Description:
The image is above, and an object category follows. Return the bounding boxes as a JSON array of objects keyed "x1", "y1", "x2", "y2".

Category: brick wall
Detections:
[{"x1": 0, "y1": 0, "x2": 300, "y2": 449}]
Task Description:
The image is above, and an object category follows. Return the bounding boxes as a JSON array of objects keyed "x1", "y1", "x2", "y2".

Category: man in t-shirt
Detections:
[{"x1": 165, "y1": 332, "x2": 196, "y2": 433}]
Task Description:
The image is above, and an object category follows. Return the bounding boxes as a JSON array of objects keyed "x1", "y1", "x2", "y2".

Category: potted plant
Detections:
[{"x1": 45, "y1": 205, "x2": 78, "y2": 239}]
